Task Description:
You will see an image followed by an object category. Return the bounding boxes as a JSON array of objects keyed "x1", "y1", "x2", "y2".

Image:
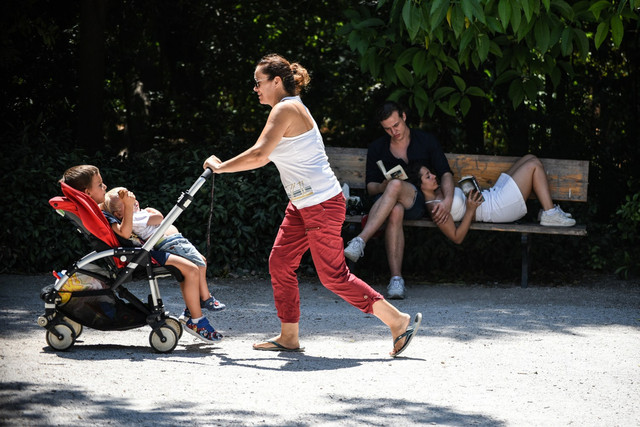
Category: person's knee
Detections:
[
  {"x1": 384, "y1": 179, "x2": 403, "y2": 197},
  {"x1": 269, "y1": 249, "x2": 287, "y2": 272},
  {"x1": 523, "y1": 154, "x2": 541, "y2": 166},
  {"x1": 176, "y1": 264, "x2": 199, "y2": 285},
  {"x1": 387, "y1": 204, "x2": 405, "y2": 226},
  {"x1": 532, "y1": 156, "x2": 543, "y2": 168}
]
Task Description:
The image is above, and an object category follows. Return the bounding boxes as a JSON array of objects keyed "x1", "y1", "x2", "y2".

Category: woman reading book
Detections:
[{"x1": 419, "y1": 154, "x2": 576, "y2": 244}]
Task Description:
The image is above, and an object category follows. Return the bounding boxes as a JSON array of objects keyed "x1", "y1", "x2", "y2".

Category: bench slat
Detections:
[
  {"x1": 326, "y1": 147, "x2": 589, "y2": 202},
  {"x1": 343, "y1": 215, "x2": 587, "y2": 236}
]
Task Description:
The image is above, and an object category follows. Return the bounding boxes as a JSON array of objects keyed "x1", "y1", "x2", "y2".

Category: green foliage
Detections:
[
  {"x1": 342, "y1": 0, "x2": 639, "y2": 117},
  {"x1": 2, "y1": 0, "x2": 639, "y2": 280},
  {"x1": 0, "y1": 137, "x2": 284, "y2": 276},
  {"x1": 611, "y1": 180, "x2": 640, "y2": 278}
]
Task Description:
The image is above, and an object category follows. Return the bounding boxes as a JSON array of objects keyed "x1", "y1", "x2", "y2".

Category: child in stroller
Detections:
[
  {"x1": 102, "y1": 186, "x2": 225, "y2": 325},
  {"x1": 57, "y1": 165, "x2": 223, "y2": 343}
]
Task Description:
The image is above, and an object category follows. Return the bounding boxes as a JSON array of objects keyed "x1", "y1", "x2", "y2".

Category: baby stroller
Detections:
[{"x1": 38, "y1": 169, "x2": 213, "y2": 353}]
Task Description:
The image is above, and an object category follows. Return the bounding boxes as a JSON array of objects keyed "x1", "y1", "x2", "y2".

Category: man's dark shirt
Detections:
[{"x1": 365, "y1": 128, "x2": 452, "y2": 194}]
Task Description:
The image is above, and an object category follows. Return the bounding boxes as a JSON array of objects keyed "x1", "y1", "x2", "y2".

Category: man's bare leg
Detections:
[
  {"x1": 385, "y1": 203, "x2": 405, "y2": 277},
  {"x1": 356, "y1": 180, "x2": 417, "y2": 243}
]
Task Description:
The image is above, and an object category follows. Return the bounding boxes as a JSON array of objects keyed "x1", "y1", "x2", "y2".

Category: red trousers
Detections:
[{"x1": 269, "y1": 192, "x2": 383, "y2": 323}]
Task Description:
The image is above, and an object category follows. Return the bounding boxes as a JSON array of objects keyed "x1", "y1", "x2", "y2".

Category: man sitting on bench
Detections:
[{"x1": 344, "y1": 101, "x2": 454, "y2": 299}]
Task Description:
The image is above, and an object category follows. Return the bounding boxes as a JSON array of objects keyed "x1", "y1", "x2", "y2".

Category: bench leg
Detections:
[{"x1": 521, "y1": 233, "x2": 530, "y2": 288}]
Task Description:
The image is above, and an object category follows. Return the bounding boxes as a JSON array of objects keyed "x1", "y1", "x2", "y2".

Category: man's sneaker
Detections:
[
  {"x1": 344, "y1": 237, "x2": 366, "y2": 262},
  {"x1": 540, "y1": 206, "x2": 576, "y2": 227},
  {"x1": 537, "y1": 205, "x2": 572, "y2": 221},
  {"x1": 387, "y1": 276, "x2": 406, "y2": 299},
  {"x1": 202, "y1": 295, "x2": 226, "y2": 312},
  {"x1": 184, "y1": 317, "x2": 222, "y2": 342}
]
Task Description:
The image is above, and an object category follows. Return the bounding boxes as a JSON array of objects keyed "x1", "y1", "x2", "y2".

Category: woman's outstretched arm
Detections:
[{"x1": 434, "y1": 190, "x2": 482, "y2": 244}]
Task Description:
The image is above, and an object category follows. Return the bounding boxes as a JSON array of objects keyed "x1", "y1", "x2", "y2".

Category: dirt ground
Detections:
[{"x1": 0, "y1": 273, "x2": 639, "y2": 426}]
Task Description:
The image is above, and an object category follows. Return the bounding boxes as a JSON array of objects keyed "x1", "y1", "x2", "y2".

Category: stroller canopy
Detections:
[{"x1": 50, "y1": 182, "x2": 122, "y2": 250}]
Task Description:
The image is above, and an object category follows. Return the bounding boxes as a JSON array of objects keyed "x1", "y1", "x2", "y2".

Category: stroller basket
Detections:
[
  {"x1": 42, "y1": 270, "x2": 147, "y2": 331},
  {"x1": 39, "y1": 169, "x2": 213, "y2": 353}
]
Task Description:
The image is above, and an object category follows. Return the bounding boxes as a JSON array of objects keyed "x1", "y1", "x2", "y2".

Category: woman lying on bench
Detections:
[{"x1": 419, "y1": 154, "x2": 576, "y2": 244}]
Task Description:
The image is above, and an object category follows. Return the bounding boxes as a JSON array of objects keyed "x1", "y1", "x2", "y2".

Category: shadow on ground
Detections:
[{"x1": 0, "y1": 381, "x2": 503, "y2": 426}]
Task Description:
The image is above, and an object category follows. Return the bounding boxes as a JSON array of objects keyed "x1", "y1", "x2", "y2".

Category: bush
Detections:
[
  {"x1": 0, "y1": 137, "x2": 284, "y2": 276},
  {"x1": 611, "y1": 180, "x2": 640, "y2": 278},
  {"x1": 0, "y1": 125, "x2": 636, "y2": 282}
]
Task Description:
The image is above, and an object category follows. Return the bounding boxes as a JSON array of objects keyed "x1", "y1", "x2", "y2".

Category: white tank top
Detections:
[
  {"x1": 267, "y1": 96, "x2": 342, "y2": 208},
  {"x1": 450, "y1": 187, "x2": 467, "y2": 221}
]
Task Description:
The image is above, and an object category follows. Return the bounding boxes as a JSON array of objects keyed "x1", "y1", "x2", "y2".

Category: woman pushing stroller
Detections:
[
  {"x1": 60, "y1": 165, "x2": 224, "y2": 343},
  {"x1": 203, "y1": 53, "x2": 421, "y2": 357}
]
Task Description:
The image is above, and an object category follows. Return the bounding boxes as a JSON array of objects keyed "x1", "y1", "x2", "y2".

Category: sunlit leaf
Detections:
[
  {"x1": 610, "y1": 15, "x2": 623, "y2": 46},
  {"x1": 594, "y1": 21, "x2": 609, "y2": 49}
]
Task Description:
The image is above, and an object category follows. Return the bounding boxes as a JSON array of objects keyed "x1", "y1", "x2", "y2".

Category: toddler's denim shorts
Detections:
[{"x1": 155, "y1": 233, "x2": 206, "y2": 266}]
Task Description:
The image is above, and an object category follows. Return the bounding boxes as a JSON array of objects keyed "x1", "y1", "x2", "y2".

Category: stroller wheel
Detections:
[
  {"x1": 164, "y1": 316, "x2": 183, "y2": 340},
  {"x1": 149, "y1": 326, "x2": 178, "y2": 353},
  {"x1": 61, "y1": 316, "x2": 83, "y2": 339},
  {"x1": 46, "y1": 322, "x2": 76, "y2": 351}
]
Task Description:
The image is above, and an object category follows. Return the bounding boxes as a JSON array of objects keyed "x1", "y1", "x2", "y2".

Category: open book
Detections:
[
  {"x1": 458, "y1": 175, "x2": 485, "y2": 201},
  {"x1": 377, "y1": 160, "x2": 408, "y2": 181}
]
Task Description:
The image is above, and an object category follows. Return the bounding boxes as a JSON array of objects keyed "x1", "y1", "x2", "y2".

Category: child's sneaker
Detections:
[
  {"x1": 184, "y1": 317, "x2": 222, "y2": 342},
  {"x1": 178, "y1": 308, "x2": 190, "y2": 324},
  {"x1": 202, "y1": 295, "x2": 226, "y2": 311},
  {"x1": 179, "y1": 295, "x2": 226, "y2": 323}
]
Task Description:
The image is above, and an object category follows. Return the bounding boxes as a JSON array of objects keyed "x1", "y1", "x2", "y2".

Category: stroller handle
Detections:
[
  {"x1": 139, "y1": 167, "x2": 215, "y2": 252},
  {"x1": 201, "y1": 168, "x2": 213, "y2": 180}
]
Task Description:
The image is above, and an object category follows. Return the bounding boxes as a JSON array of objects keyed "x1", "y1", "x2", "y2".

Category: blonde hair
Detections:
[{"x1": 103, "y1": 187, "x2": 126, "y2": 214}]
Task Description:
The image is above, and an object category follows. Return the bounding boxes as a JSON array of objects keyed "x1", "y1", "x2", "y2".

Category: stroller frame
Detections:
[{"x1": 39, "y1": 169, "x2": 213, "y2": 353}]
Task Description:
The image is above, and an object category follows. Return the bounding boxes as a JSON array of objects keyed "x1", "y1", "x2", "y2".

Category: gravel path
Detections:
[{"x1": 1, "y1": 273, "x2": 639, "y2": 426}]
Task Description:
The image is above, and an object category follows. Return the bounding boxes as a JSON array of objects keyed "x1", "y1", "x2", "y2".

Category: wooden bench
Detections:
[{"x1": 326, "y1": 146, "x2": 589, "y2": 287}]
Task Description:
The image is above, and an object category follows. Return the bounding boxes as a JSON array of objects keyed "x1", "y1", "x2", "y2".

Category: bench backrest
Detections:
[{"x1": 325, "y1": 146, "x2": 589, "y2": 202}]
